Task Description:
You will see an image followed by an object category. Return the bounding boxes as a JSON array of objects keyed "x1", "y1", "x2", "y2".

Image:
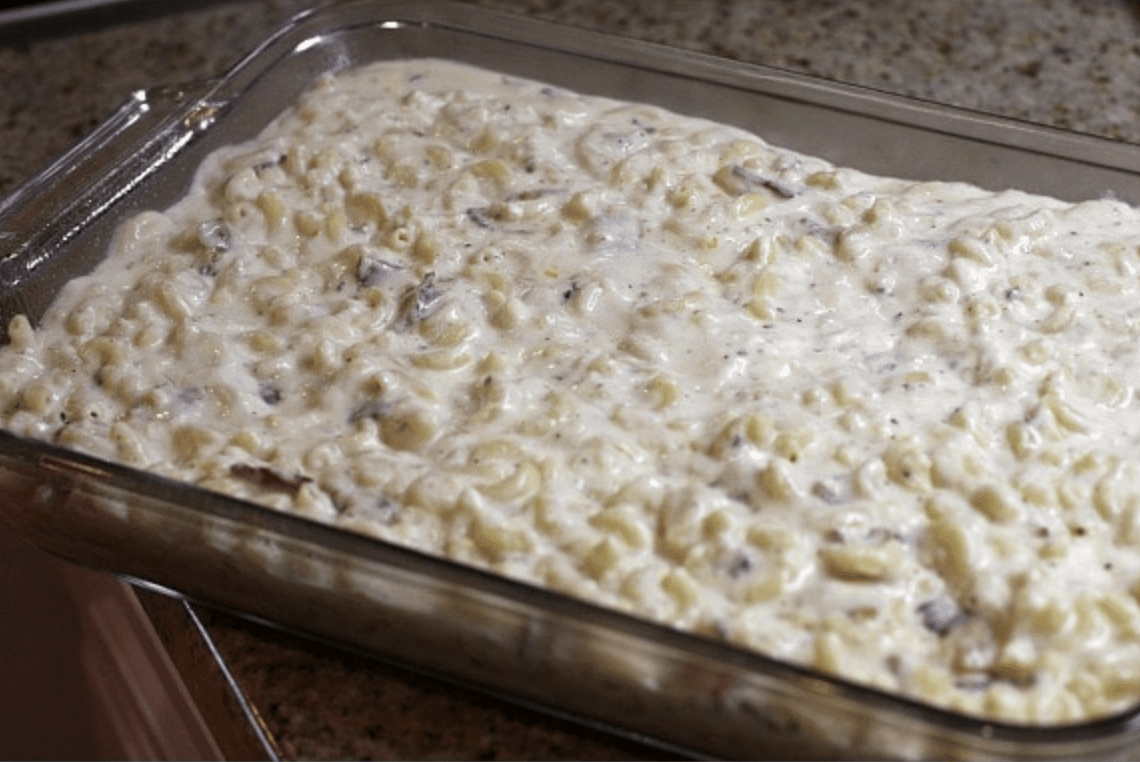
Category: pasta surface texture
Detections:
[{"x1": 5, "y1": 59, "x2": 1140, "y2": 723}]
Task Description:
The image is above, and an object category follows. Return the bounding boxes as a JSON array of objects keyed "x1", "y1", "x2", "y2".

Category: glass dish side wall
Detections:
[{"x1": 3, "y1": 2, "x2": 1140, "y2": 759}]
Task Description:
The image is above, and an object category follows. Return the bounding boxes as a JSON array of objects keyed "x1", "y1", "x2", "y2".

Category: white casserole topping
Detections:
[{"x1": 5, "y1": 58, "x2": 1140, "y2": 724}]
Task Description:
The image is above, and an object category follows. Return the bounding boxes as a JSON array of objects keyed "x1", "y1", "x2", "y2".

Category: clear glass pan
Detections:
[{"x1": 3, "y1": 1, "x2": 1140, "y2": 758}]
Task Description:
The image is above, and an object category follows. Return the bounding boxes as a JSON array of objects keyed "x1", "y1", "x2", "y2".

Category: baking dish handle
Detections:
[{"x1": 0, "y1": 79, "x2": 224, "y2": 301}]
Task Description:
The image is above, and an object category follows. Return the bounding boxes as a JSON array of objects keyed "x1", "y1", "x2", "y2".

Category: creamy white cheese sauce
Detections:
[{"x1": 5, "y1": 59, "x2": 1140, "y2": 723}]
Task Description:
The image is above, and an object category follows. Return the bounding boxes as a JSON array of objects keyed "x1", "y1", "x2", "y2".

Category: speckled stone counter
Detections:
[{"x1": 4, "y1": 1, "x2": 1140, "y2": 758}]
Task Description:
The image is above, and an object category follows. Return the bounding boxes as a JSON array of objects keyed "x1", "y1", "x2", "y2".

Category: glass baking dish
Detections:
[{"x1": 4, "y1": 1, "x2": 1140, "y2": 758}]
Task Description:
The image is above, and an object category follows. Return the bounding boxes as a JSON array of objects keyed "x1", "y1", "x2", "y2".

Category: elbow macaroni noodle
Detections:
[{"x1": 5, "y1": 58, "x2": 1140, "y2": 723}]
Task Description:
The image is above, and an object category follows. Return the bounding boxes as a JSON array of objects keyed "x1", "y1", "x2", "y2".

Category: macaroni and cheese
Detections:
[{"x1": 4, "y1": 59, "x2": 1140, "y2": 723}]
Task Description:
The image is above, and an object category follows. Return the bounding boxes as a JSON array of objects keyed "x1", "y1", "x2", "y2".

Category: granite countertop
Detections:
[{"x1": 4, "y1": 0, "x2": 1140, "y2": 758}]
